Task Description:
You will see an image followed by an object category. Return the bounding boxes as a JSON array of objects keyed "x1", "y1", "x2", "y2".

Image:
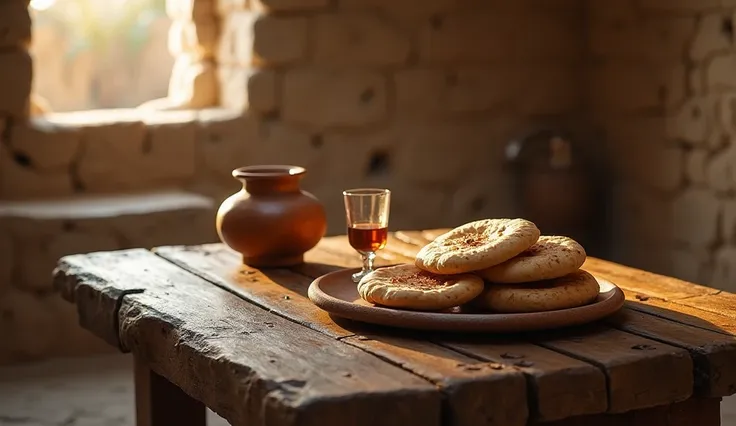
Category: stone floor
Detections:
[{"x1": 0, "y1": 353, "x2": 734, "y2": 425}]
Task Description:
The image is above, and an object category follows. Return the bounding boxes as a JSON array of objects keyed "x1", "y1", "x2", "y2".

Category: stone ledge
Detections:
[{"x1": 0, "y1": 190, "x2": 213, "y2": 220}]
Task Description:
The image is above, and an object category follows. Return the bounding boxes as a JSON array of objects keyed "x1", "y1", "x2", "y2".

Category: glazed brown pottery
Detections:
[
  {"x1": 308, "y1": 267, "x2": 625, "y2": 333},
  {"x1": 216, "y1": 165, "x2": 327, "y2": 267}
]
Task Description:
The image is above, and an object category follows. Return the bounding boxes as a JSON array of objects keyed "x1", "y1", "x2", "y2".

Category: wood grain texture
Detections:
[
  {"x1": 57, "y1": 249, "x2": 440, "y2": 426},
  {"x1": 609, "y1": 309, "x2": 736, "y2": 397},
  {"x1": 156, "y1": 244, "x2": 531, "y2": 426},
  {"x1": 535, "y1": 325, "x2": 693, "y2": 413},
  {"x1": 440, "y1": 339, "x2": 607, "y2": 421},
  {"x1": 533, "y1": 396, "x2": 721, "y2": 426}
]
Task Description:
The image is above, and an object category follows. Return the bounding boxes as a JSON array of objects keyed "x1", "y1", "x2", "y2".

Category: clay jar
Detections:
[{"x1": 216, "y1": 165, "x2": 327, "y2": 267}]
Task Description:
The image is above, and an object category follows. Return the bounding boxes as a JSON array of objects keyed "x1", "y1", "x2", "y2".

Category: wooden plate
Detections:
[{"x1": 308, "y1": 267, "x2": 626, "y2": 333}]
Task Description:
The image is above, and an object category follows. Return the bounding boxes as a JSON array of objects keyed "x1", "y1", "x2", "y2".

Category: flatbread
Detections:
[
  {"x1": 358, "y1": 264, "x2": 485, "y2": 311},
  {"x1": 478, "y1": 236, "x2": 586, "y2": 283},
  {"x1": 415, "y1": 218, "x2": 540, "y2": 274},
  {"x1": 472, "y1": 270, "x2": 600, "y2": 313}
]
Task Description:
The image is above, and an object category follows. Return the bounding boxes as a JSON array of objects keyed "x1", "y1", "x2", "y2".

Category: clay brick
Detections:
[
  {"x1": 706, "y1": 54, "x2": 736, "y2": 92},
  {"x1": 166, "y1": 0, "x2": 215, "y2": 23},
  {"x1": 9, "y1": 118, "x2": 82, "y2": 170},
  {"x1": 253, "y1": 15, "x2": 308, "y2": 65},
  {"x1": 685, "y1": 149, "x2": 708, "y2": 184},
  {"x1": 418, "y1": 11, "x2": 515, "y2": 63},
  {"x1": 672, "y1": 188, "x2": 721, "y2": 247},
  {"x1": 196, "y1": 109, "x2": 259, "y2": 174},
  {"x1": 168, "y1": 56, "x2": 218, "y2": 108},
  {"x1": 0, "y1": 1, "x2": 31, "y2": 48},
  {"x1": 588, "y1": 63, "x2": 686, "y2": 112},
  {"x1": 282, "y1": 69, "x2": 387, "y2": 127},
  {"x1": 313, "y1": 13, "x2": 411, "y2": 66},
  {"x1": 252, "y1": 0, "x2": 328, "y2": 11},
  {"x1": 0, "y1": 49, "x2": 31, "y2": 118},
  {"x1": 395, "y1": 68, "x2": 514, "y2": 118},
  {"x1": 590, "y1": 16, "x2": 695, "y2": 62},
  {"x1": 0, "y1": 144, "x2": 74, "y2": 199},
  {"x1": 690, "y1": 13, "x2": 733, "y2": 61},
  {"x1": 218, "y1": 11, "x2": 254, "y2": 66},
  {"x1": 217, "y1": 67, "x2": 278, "y2": 113},
  {"x1": 665, "y1": 97, "x2": 712, "y2": 146},
  {"x1": 706, "y1": 146, "x2": 736, "y2": 193},
  {"x1": 168, "y1": 18, "x2": 219, "y2": 58}
]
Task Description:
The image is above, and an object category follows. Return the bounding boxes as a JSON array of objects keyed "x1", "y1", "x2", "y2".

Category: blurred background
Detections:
[{"x1": 2, "y1": 0, "x2": 735, "y2": 424}]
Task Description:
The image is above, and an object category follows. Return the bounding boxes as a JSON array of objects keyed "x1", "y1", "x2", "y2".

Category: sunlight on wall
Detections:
[{"x1": 30, "y1": 0, "x2": 173, "y2": 111}]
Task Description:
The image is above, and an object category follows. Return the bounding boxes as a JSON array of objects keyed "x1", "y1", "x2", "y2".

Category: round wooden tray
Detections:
[{"x1": 308, "y1": 267, "x2": 626, "y2": 333}]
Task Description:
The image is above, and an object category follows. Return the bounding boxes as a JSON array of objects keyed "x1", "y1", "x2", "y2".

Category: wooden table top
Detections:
[{"x1": 54, "y1": 229, "x2": 736, "y2": 426}]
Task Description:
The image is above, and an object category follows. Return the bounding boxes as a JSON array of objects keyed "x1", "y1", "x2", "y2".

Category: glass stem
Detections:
[{"x1": 361, "y1": 251, "x2": 376, "y2": 275}]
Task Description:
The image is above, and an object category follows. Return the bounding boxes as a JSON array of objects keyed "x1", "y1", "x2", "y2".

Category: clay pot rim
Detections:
[{"x1": 233, "y1": 165, "x2": 306, "y2": 179}]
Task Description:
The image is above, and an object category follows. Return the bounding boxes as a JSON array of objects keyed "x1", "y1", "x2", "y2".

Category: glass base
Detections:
[{"x1": 351, "y1": 269, "x2": 372, "y2": 283}]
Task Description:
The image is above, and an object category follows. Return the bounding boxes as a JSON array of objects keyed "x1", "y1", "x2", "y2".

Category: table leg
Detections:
[
  {"x1": 134, "y1": 357, "x2": 207, "y2": 426},
  {"x1": 533, "y1": 396, "x2": 721, "y2": 426}
]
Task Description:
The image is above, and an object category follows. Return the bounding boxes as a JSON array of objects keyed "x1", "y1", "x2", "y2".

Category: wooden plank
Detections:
[
  {"x1": 341, "y1": 333, "x2": 528, "y2": 426},
  {"x1": 440, "y1": 338, "x2": 607, "y2": 422},
  {"x1": 676, "y1": 291, "x2": 736, "y2": 321},
  {"x1": 55, "y1": 249, "x2": 441, "y2": 426},
  {"x1": 607, "y1": 309, "x2": 736, "y2": 397},
  {"x1": 154, "y1": 244, "x2": 353, "y2": 339},
  {"x1": 532, "y1": 396, "x2": 721, "y2": 426},
  {"x1": 156, "y1": 243, "x2": 531, "y2": 426},
  {"x1": 534, "y1": 325, "x2": 693, "y2": 413},
  {"x1": 624, "y1": 290, "x2": 736, "y2": 336},
  {"x1": 134, "y1": 357, "x2": 206, "y2": 426},
  {"x1": 582, "y1": 257, "x2": 720, "y2": 300}
]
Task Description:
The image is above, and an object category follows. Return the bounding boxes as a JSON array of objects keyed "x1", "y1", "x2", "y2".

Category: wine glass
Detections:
[{"x1": 343, "y1": 188, "x2": 391, "y2": 283}]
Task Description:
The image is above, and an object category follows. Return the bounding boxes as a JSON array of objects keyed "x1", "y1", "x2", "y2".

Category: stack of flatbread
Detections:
[{"x1": 357, "y1": 218, "x2": 599, "y2": 313}]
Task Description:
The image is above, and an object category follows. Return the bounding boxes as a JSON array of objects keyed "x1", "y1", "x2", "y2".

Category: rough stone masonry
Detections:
[{"x1": 0, "y1": 0, "x2": 734, "y2": 363}]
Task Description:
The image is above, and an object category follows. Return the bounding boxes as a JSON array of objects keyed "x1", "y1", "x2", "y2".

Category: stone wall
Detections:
[
  {"x1": 8, "y1": 0, "x2": 736, "y2": 365},
  {"x1": 586, "y1": 0, "x2": 736, "y2": 291}
]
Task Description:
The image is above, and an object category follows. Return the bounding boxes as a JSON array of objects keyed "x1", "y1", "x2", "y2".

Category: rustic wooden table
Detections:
[{"x1": 54, "y1": 229, "x2": 736, "y2": 426}]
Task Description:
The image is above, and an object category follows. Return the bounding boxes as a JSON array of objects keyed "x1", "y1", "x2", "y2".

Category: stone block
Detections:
[
  {"x1": 0, "y1": 289, "x2": 59, "y2": 360},
  {"x1": 670, "y1": 247, "x2": 711, "y2": 284},
  {"x1": 515, "y1": 64, "x2": 581, "y2": 114},
  {"x1": 690, "y1": 13, "x2": 733, "y2": 61},
  {"x1": 217, "y1": 0, "x2": 248, "y2": 14},
  {"x1": 722, "y1": 200, "x2": 736, "y2": 242},
  {"x1": 196, "y1": 109, "x2": 259, "y2": 175},
  {"x1": 0, "y1": 227, "x2": 12, "y2": 295},
  {"x1": 0, "y1": 49, "x2": 31, "y2": 118},
  {"x1": 1, "y1": 191, "x2": 216, "y2": 291},
  {"x1": 672, "y1": 188, "x2": 721, "y2": 247},
  {"x1": 386, "y1": 181, "x2": 451, "y2": 231},
  {"x1": 217, "y1": 11, "x2": 255, "y2": 66},
  {"x1": 706, "y1": 54, "x2": 736, "y2": 92},
  {"x1": 590, "y1": 16, "x2": 695, "y2": 62},
  {"x1": 282, "y1": 69, "x2": 387, "y2": 128},
  {"x1": 142, "y1": 112, "x2": 199, "y2": 183},
  {"x1": 449, "y1": 170, "x2": 517, "y2": 225},
  {"x1": 511, "y1": 12, "x2": 582, "y2": 60},
  {"x1": 609, "y1": 183, "x2": 673, "y2": 245},
  {"x1": 252, "y1": 15, "x2": 308, "y2": 66},
  {"x1": 638, "y1": 0, "x2": 722, "y2": 11},
  {"x1": 166, "y1": 0, "x2": 215, "y2": 23},
  {"x1": 418, "y1": 11, "x2": 515, "y2": 63},
  {"x1": 9, "y1": 118, "x2": 82, "y2": 170},
  {"x1": 588, "y1": 63, "x2": 686, "y2": 112},
  {"x1": 712, "y1": 246, "x2": 736, "y2": 292},
  {"x1": 0, "y1": 1, "x2": 31, "y2": 48},
  {"x1": 217, "y1": 67, "x2": 278, "y2": 113},
  {"x1": 395, "y1": 68, "x2": 513, "y2": 118},
  {"x1": 252, "y1": 0, "x2": 328, "y2": 11},
  {"x1": 717, "y1": 94, "x2": 736, "y2": 132},
  {"x1": 313, "y1": 13, "x2": 411, "y2": 66},
  {"x1": 0, "y1": 144, "x2": 74, "y2": 199},
  {"x1": 168, "y1": 18, "x2": 219, "y2": 59},
  {"x1": 685, "y1": 149, "x2": 708, "y2": 184},
  {"x1": 168, "y1": 56, "x2": 218, "y2": 108},
  {"x1": 706, "y1": 146, "x2": 736, "y2": 193},
  {"x1": 665, "y1": 97, "x2": 713, "y2": 146},
  {"x1": 219, "y1": 12, "x2": 308, "y2": 66}
]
